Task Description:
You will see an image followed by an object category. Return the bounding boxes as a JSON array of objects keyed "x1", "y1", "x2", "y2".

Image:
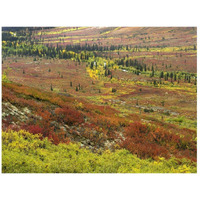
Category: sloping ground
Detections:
[
  {"x1": 2, "y1": 81, "x2": 126, "y2": 151},
  {"x1": 2, "y1": 130, "x2": 196, "y2": 173},
  {"x1": 32, "y1": 27, "x2": 196, "y2": 47},
  {"x1": 2, "y1": 81, "x2": 197, "y2": 162},
  {"x1": 1, "y1": 27, "x2": 197, "y2": 172}
]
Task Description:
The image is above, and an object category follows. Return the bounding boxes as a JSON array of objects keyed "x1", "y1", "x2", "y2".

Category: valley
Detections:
[{"x1": 2, "y1": 27, "x2": 197, "y2": 173}]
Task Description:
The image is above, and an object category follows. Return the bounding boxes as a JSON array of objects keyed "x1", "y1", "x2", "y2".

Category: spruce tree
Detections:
[
  {"x1": 174, "y1": 74, "x2": 177, "y2": 81},
  {"x1": 194, "y1": 77, "x2": 197, "y2": 85},
  {"x1": 159, "y1": 71, "x2": 164, "y2": 78}
]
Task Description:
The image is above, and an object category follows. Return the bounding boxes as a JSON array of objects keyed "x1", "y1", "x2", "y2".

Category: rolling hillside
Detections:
[{"x1": 2, "y1": 27, "x2": 197, "y2": 173}]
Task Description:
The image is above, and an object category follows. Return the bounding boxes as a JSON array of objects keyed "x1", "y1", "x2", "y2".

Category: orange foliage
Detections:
[
  {"x1": 120, "y1": 121, "x2": 196, "y2": 160},
  {"x1": 54, "y1": 106, "x2": 84, "y2": 125}
]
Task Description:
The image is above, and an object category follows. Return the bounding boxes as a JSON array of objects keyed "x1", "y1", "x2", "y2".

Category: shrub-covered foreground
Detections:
[{"x1": 2, "y1": 130, "x2": 197, "y2": 173}]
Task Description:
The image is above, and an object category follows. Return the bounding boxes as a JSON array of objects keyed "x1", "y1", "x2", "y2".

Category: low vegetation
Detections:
[
  {"x1": 2, "y1": 27, "x2": 197, "y2": 173},
  {"x1": 2, "y1": 130, "x2": 196, "y2": 173}
]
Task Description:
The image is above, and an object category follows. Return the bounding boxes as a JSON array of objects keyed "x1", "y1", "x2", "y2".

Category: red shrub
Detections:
[
  {"x1": 48, "y1": 132, "x2": 60, "y2": 145},
  {"x1": 25, "y1": 124, "x2": 44, "y2": 135},
  {"x1": 151, "y1": 127, "x2": 181, "y2": 145},
  {"x1": 121, "y1": 137, "x2": 169, "y2": 159},
  {"x1": 54, "y1": 106, "x2": 84, "y2": 125},
  {"x1": 120, "y1": 121, "x2": 196, "y2": 160},
  {"x1": 125, "y1": 122, "x2": 150, "y2": 138}
]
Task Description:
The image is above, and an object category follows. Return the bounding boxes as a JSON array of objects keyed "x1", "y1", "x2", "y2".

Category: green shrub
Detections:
[{"x1": 2, "y1": 130, "x2": 197, "y2": 173}]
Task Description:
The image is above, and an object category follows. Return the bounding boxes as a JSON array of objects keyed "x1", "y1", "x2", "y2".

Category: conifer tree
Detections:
[
  {"x1": 159, "y1": 71, "x2": 164, "y2": 78},
  {"x1": 194, "y1": 77, "x2": 197, "y2": 85},
  {"x1": 174, "y1": 74, "x2": 177, "y2": 81}
]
